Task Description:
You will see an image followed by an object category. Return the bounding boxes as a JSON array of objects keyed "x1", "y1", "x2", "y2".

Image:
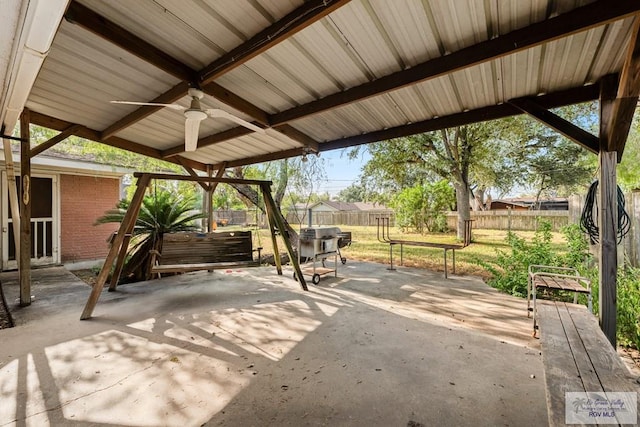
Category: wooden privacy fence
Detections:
[
  {"x1": 285, "y1": 211, "x2": 394, "y2": 226},
  {"x1": 286, "y1": 209, "x2": 569, "y2": 230},
  {"x1": 445, "y1": 210, "x2": 569, "y2": 232}
]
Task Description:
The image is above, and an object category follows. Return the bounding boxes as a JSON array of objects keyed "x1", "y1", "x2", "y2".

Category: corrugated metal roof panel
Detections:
[
  {"x1": 326, "y1": 1, "x2": 404, "y2": 79},
  {"x1": 586, "y1": 17, "x2": 635, "y2": 83},
  {"x1": 14, "y1": 0, "x2": 640, "y2": 169},
  {"x1": 368, "y1": 0, "x2": 442, "y2": 67},
  {"x1": 77, "y1": 0, "x2": 231, "y2": 70},
  {"x1": 28, "y1": 22, "x2": 178, "y2": 130}
]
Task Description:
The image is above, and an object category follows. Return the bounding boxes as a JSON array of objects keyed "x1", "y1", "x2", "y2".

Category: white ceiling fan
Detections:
[{"x1": 111, "y1": 88, "x2": 265, "y2": 151}]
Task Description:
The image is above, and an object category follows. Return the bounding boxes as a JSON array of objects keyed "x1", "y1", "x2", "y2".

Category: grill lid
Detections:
[{"x1": 300, "y1": 227, "x2": 341, "y2": 240}]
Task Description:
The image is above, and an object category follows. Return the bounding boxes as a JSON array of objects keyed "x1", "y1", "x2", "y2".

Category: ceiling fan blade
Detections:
[
  {"x1": 110, "y1": 100, "x2": 185, "y2": 111},
  {"x1": 184, "y1": 116, "x2": 202, "y2": 151},
  {"x1": 206, "y1": 109, "x2": 265, "y2": 134}
]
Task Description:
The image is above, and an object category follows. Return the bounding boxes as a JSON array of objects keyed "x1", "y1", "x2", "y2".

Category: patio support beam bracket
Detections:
[
  {"x1": 31, "y1": 124, "x2": 83, "y2": 157},
  {"x1": 606, "y1": 15, "x2": 640, "y2": 158},
  {"x1": 507, "y1": 98, "x2": 599, "y2": 154}
]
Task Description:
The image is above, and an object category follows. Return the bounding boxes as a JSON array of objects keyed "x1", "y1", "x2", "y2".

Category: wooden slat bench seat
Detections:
[
  {"x1": 537, "y1": 300, "x2": 639, "y2": 426},
  {"x1": 150, "y1": 231, "x2": 261, "y2": 274},
  {"x1": 528, "y1": 265, "x2": 592, "y2": 336}
]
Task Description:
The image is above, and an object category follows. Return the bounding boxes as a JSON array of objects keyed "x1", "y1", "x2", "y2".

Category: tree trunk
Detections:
[{"x1": 454, "y1": 183, "x2": 471, "y2": 240}]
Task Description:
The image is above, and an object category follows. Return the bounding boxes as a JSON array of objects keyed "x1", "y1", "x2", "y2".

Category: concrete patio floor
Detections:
[{"x1": 0, "y1": 261, "x2": 546, "y2": 426}]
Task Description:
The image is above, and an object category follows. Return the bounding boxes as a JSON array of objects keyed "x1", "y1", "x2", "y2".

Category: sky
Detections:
[{"x1": 314, "y1": 147, "x2": 371, "y2": 198}]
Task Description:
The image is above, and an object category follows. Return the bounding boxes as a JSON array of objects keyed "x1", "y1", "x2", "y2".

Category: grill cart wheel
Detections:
[{"x1": 312, "y1": 274, "x2": 321, "y2": 285}]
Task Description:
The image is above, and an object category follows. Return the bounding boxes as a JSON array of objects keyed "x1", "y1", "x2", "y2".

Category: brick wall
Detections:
[{"x1": 60, "y1": 175, "x2": 121, "y2": 263}]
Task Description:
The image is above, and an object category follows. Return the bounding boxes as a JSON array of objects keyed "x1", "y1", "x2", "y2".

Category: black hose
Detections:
[{"x1": 580, "y1": 181, "x2": 631, "y2": 244}]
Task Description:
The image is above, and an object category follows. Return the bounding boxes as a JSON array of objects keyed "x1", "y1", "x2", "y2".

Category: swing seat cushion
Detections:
[{"x1": 150, "y1": 231, "x2": 261, "y2": 274}]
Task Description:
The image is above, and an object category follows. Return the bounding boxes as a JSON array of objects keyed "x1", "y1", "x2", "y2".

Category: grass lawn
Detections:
[{"x1": 238, "y1": 224, "x2": 570, "y2": 280}]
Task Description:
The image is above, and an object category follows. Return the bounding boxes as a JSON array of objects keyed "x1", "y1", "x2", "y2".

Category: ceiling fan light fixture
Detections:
[{"x1": 184, "y1": 109, "x2": 207, "y2": 121}]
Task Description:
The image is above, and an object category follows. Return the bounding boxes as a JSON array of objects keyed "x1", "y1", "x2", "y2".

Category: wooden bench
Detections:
[
  {"x1": 379, "y1": 218, "x2": 473, "y2": 278},
  {"x1": 150, "y1": 231, "x2": 261, "y2": 274},
  {"x1": 528, "y1": 265, "x2": 592, "y2": 336},
  {"x1": 537, "y1": 300, "x2": 639, "y2": 426}
]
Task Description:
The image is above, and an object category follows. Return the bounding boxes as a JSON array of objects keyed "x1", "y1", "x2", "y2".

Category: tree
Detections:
[
  {"x1": 336, "y1": 184, "x2": 366, "y2": 202},
  {"x1": 391, "y1": 180, "x2": 455, "y2": 233},
  {"x1": 358, "y1": 124, "x2": 495, "y2": 240},
  {"x1": 617, "y1": 111, "x2": 640, "y2": 191}
]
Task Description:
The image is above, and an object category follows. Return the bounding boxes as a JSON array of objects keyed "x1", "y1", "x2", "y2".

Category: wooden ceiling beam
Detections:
[
  {"x1": 161, "y1": 122, "x2": 321, "y2": 158},
  {"x1": 508, "y1": 98, "x2": 599, "y2": 154},
  {"x1": 31, "y1": 124, "x2": 83, "y2": 157},
  {"x1": 270, "y1": 0, "x2": 640, "y2": 126},
  {"x1": 198, "y1": 0, "x2": 351, "y2": 85},
  {"x1": 319, "y1": 84, "x2": 601, "y2": 152},
  {"x1": 68, "y1": 0, "x2": 328, "y2": 150},
  {"x1": 215, "y1": 84, "x2": 601, "y2": 168},
  {"x1": 221, "y1": 148, "x2": 306, "y2": 169},
  {"x1": 29, "y1": 111, "x2": 207, "y2": 171},
  {"x1": 64, "y1": 1, "x2": 196, "y2": 81},
  {"x1": 272, "y1": 125, "x2": 319, "y2": 153},
  {"x1": 101, "y1": 81, "x2": 191, "y2": 140},
  {"x1": 161, "y1": 126, "x2": 253, "y2": 158},
  {"x1": 202, "y1": 82, "x2": 270, "y2": 126},
  {"x1": 606, "y1": 16, "x2": 640, "y2": 157}
]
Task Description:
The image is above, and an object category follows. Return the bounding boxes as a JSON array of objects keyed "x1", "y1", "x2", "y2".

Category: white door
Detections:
[{"x1": 2, "y1": 173, "x2": 60, "y2": 269}]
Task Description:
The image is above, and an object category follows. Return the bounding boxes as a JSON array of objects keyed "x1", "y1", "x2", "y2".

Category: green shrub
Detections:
[
  {"x1": 479, "y1": 221, "x2": 640, "y2": 349},
  {"x1": 476, "y1": 220, "x2": 557, "y2": 297},
  {"x1": 589, "y1": 266, "x2": 640, "y2": 349},
  {"x1": 615, "y1": 266, "x2": 640, "y2": 349}
]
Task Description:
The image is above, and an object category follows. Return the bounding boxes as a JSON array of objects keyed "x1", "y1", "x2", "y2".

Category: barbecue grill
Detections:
[{"x1": 296, "y1": 226, "x2": 342, "y2": 284}]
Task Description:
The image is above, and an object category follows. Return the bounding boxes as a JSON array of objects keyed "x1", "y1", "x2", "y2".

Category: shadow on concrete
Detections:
[{"x1": 0, "y1": 262, "x2": 546, "y2": 426}]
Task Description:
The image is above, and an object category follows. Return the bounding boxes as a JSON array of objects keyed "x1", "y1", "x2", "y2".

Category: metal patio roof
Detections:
[{"x1": 3, "y1": 0, "x2": 640, "y2": 172}]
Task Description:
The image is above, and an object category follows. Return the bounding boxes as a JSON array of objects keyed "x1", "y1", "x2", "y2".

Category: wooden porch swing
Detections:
[{"x1": 80, "y1": 172, "x2": 308, "y2": 320}]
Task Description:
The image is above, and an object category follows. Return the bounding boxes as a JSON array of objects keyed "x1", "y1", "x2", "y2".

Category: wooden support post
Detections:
[
  {"x1": 108, "y1": 233, "x2": 132, "y2": 291},
  {"x1": 598, "y1": 151, "x2": 618, "y2": 347},
  {"x1": 598, "y1": 73, "x2": 619, "y2": 348},
  {"x1": 261, "y1": 184, "x2": 307, "y2": 291},
  {"x1": 2, "y1": 137, "x2": 21, "y2": 260},
  {"x1": 262, "y1": 187, "x2": 283, "y2": 275},
  {"x1": 205, "y1": 166, "x2": 213, "y2": 232},
  {"x1": 19, "y1": 110, "x2": 31, "y2": 307},
  {"x1": 81, "y1": 174, "x2": 151, "y2": 319}
]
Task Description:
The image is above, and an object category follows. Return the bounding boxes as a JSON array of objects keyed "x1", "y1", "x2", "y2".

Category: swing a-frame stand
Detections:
[{"x1": 80, "y1": 172, "x2": 308, "y2": 320}]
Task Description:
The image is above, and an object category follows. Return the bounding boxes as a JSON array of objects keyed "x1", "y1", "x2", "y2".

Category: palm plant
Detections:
[{"x1": 96, "y1": 189, "x2": 205, "y2": 282}]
